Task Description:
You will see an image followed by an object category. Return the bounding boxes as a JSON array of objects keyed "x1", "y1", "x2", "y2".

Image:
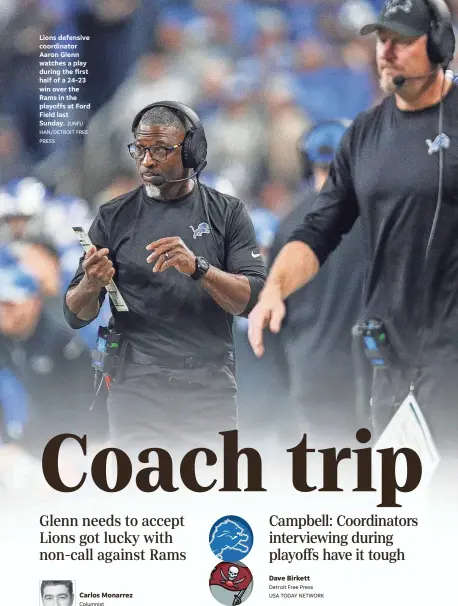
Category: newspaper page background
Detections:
[{"x1": 1, "y1": 1, "x2": 457, "y2": 604}]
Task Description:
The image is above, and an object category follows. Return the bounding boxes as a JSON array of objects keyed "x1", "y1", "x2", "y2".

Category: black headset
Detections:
[
  {"x1": 298, "y1": 119, "x2": 352, "y2": 180},
  {"x1": 131, "y1": 100, "x2": 208, "y2": 173},
  {"x1": 424, "y1": 0, "x2": 455, "y2": 67},
  {"x1": 132, "y1": 101, "x2": 224, "y2": 262}
]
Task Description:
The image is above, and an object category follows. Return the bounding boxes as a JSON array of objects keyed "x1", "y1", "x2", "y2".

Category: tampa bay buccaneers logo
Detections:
[{"x1": 209, "y1": 562, "x2": 253, "y2": 605}]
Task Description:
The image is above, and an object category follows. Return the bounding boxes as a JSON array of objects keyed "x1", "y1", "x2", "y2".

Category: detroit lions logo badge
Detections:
[
  {"x1": 425, "y1": 133, "x2": 450, "y2": 155},
  {"x1": 384, "y1": 0, "x2": 413, "y2": 17},
  {"x1": 189, "y1": 222, "x2": 210, "y2": 238}
]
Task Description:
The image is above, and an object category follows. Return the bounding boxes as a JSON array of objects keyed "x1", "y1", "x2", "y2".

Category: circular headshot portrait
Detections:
[
  {"x1": 40, "y1": 580, "x2": 74, "y2": 605},
  {"x1": 209, "y1": 515, "x2": 253, "y2": 561},
  {"x1": 209, "y1": 561, "x2": 253, "y2": 605}
]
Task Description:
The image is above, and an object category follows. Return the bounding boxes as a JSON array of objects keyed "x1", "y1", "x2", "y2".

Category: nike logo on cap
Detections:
[{"x1": 251, "y1": 251, "x2": 262, "y2": 258}]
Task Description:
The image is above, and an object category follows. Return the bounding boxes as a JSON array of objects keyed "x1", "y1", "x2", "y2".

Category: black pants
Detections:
[{"x1": 107, "y1": 362, "x2": 237, "y2": 451}]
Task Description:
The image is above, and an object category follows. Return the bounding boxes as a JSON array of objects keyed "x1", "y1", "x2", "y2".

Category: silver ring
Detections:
[{"x1": 165, "y1": 252, "x2": 170, "y2": 260}]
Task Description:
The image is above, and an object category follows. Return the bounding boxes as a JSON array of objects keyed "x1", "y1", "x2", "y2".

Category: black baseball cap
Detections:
[{"x1": 360, "y1": 0, "x2": 431, "y2": 37}]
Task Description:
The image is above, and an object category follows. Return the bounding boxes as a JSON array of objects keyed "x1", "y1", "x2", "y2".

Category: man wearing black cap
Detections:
[
  {"x1": 360, "y1": 0, "x2": 454, "y2": 96},
  {"x1": 248, "y1": 0, "x2": 458, "y2": 474}
]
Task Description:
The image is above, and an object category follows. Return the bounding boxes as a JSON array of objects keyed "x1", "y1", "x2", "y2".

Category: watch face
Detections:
[{"x1": 198, "y1": 256, "x2": 210, "y2": 272}]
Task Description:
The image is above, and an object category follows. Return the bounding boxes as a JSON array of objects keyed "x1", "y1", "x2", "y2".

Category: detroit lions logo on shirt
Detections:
[
  {"x1": 384, "y1": 0, "x2": 413, "y2": 17},
  {"x1": 189, "y1": 222, "x2": 210, "y2": 238},
  {"x1": 425, "y1": 133, "x2": 450, "y2": 155}
]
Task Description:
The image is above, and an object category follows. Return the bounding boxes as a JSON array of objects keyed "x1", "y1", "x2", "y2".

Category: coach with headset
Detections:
[
  {"x1": 249, "y1": 0, "x2": 458, "y2": 464},
  {"x1": 64, "y1": 101, "x2": 266, "y2": 449}
]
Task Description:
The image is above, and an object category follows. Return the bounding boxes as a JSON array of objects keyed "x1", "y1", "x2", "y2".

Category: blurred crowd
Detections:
[
  {"x1": 2, "y1": 0, "x2": 458, "y2": 202},
  {"x1": 1, "y1": 0, "x2": 457, "y2": 492}
]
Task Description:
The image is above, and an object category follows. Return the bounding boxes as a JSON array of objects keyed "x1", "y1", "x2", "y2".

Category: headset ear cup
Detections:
[
  {"x1": 424, "y1": 0, "x2": 456, "y2": 67},
  {"x1": 193, "y1": 128, "x2": 208, "y2": 169},
  {"x1": 427, "y1": 28, "x2": 443, "y2": 64},
  {"x1": 427, "y1": 22, "x2": 455, "y2": 66},
  {"x1": 182, "y1": 126, "x2": 207, "y2": 169},
  {"x1": 181, "y1": 130, "x2": 194, "y2": 168},
  {"x1": 437, "y1": 23, "x2": 456, "y2": 67}
]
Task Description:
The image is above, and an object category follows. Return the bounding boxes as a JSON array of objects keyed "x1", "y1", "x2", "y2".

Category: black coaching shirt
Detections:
[
  {"x1": 291, "y1": 83, "x2": 458, "y2": 367},
  {"x1": 64, "y1": 182, "x2": 266, "y2": 360}
]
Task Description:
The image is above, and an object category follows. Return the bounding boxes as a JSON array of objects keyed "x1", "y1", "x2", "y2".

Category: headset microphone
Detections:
[
  {"x1": 150, "y1": 171, "x2": 197, "y2": 186},
  {"x1": 392, "y1": 67, "x2": 440, "y2": 88},
  {"x1": 149, "y1": 161, "x2": 208, "y2": 186},
  {"x1": 392, "y1": 75, "x2": 407, "y2": 88}
]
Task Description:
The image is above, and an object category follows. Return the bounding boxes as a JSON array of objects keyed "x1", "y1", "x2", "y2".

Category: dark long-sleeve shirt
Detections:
[{"x1": 290, "y1": 83, "x2": 458, "y2": 367}]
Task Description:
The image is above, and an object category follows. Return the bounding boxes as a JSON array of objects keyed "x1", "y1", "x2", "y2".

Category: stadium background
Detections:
[{"x1": 1, "y1": 0, "x2": 457, "y2": 490}]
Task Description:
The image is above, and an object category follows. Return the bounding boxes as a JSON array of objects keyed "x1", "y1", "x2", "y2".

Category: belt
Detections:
[{"x1": 130, "y1": 347, "x2": 234, "y2": 370}]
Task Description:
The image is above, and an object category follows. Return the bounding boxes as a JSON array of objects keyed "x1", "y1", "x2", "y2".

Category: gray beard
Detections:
[
  {"x1": 379, "y1": 74, "x2": 397, "y2": 94},
  {"x1": 144, "y1": 183, "x2": 161, "y2": 198}
]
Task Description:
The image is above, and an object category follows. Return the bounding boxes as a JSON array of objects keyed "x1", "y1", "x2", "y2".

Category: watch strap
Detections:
[{"x1": 191, "y1": 256, "x2": 209, "y2": 280}]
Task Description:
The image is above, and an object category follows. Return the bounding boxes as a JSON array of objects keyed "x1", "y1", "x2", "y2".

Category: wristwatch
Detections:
[{"x1": 191, "y1": 256, "x2": 210, "y2": 280}]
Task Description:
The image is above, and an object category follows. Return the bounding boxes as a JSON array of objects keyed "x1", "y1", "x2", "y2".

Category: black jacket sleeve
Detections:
[{"x1": 289, "y1": 127, "x2": 359, "y2": 266}]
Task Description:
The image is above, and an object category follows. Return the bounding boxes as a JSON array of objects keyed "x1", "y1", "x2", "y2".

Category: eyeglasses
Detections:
[{"x1": 127, "y1": 142, "x2": 183, "y2": 162}]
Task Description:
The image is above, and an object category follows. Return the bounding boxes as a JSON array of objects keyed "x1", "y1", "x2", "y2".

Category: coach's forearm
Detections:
[
  {"x1": 200, "y1": 267, "x2": 251, "y2": 315},
  {"x1": 261, "y1": 241, "x2": 320, "y2": 300},
  {"x1": 65, "y1": 276, "x2": 101, "y2": 321}
]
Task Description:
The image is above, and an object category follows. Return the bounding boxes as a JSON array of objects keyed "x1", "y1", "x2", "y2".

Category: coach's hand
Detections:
[
  {"x1": 82, "y1": 246, "x2": 115, "y2": 289},
  {"x1": 248, "y1": 284, "x2": 285, "y2": 358},
  {"x1": 146, "y1": 237, "x2": 196, "y2": 275}
]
